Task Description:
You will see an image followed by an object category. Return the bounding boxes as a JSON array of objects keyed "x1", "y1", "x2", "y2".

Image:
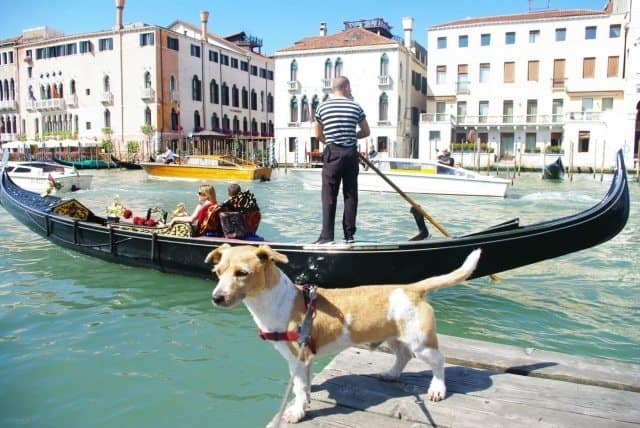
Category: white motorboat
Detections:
[
  {"x1": 3, "y1": 161, "x2": 92, "y2": 194},
  {"x1": 290, "y1": 157, "x2": 510, "y2": 197}
]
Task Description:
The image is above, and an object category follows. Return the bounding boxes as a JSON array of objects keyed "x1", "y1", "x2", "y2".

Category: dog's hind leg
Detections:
[
  {"x1": 414, "y1": 346, "x2": 446, "y2": 401},
  {"x1": 376, "y1": 339, "x2": 412, "y2": 381}
]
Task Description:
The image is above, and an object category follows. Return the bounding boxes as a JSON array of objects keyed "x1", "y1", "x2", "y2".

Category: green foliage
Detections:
[
  {"x1": 101, "y1": 140, "x2": 113, "y2": 153},
  {"x1": 546, "y1": 145, "x2": 564, "y2": 154},
  {"x1": 126, "y1": 140, "x2": 139, "y2": 153},
  {"x1": 102, "y1": 127, "x2": 113, "y2": 136},
  {"x1": 17, "y1": 133, "x2": 27, "y2": 142},
  {"x1": 451, "y1": 142, "x2": 494, "y2": 153},
  {"x1": 141, "y1": 125, "x2": 154, "y2": 137}
]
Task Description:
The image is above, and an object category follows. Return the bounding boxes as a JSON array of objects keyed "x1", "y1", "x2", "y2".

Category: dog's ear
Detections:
[
  {"x1": 256, "y1": 245, "x2": 289, "y2": 265},
  {"x1": 204, "y1": 243, "x2": 231, "y2": 264}
]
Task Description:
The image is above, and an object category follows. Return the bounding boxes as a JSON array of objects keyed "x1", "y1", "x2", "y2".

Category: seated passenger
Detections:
[
  {"x1": 221, "y1": 183, "x2": 262, "y2": 239},
  {"x1": 169, "y1": 184, "x2": 223, "y2": 236}
]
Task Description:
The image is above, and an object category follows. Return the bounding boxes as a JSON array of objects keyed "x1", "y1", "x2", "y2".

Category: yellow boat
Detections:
[{"x1": 140, "y1": 155, "x2": 271, "y2": 181}]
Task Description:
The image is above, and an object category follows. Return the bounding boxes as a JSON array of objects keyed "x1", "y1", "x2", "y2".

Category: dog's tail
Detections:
[{"x1": 411, "y1": 249, "x2": 481, "y2": 294}]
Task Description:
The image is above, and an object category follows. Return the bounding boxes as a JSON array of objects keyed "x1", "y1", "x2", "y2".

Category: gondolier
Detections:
[{"x1": 313, "y1": 76, "x2": 370, "y2": 245}]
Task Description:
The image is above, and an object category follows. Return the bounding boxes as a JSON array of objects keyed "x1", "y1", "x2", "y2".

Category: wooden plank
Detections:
[
  {"x1": 272, "y1": 347, "x2": 640, "y2": 427},
  {"x1": 437, "y1": 334, "x2": 640, "y2": 392}
]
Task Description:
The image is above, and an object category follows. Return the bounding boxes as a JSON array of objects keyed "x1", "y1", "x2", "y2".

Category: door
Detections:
[{"x1": 500, "y1": 133, "x2": 514, "y2": 159}]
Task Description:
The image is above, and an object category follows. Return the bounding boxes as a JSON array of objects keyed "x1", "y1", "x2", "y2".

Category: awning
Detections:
[{"x1": 188, "y1": 130, "x2": 228, "y2": 138}]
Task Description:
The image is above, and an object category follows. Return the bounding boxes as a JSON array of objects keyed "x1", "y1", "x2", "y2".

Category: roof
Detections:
[
  {"x1": 277, "y1": 27, "x2": 398, "y2": 53},
  {"x1": 429, "y1": 9, "x2": 608, "y2": 30}
]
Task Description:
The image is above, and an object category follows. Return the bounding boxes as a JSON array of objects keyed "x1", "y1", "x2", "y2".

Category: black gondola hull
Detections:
[{"x1": 1, "y1": 151, "x2": 630, "y2": 287}]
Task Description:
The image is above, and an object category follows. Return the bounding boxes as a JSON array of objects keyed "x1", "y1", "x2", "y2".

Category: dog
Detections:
[{"x1": 206, "y1": 244, "x2": 481, "y2": 424}]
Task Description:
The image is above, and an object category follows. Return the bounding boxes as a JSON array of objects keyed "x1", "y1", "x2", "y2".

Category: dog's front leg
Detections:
[{"x1": 282, "y1": 357, "x2": 310, "y2": 423}]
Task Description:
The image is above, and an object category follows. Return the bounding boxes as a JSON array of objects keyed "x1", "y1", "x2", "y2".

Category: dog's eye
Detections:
[{"x1": 235, "y1": 269, "x2": 249, "y2": 277}]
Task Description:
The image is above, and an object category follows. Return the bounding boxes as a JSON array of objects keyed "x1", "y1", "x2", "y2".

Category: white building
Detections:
[
  {"x1": 273, "y1": 18, "x2": 427, "y2": 165},
  {"x1": 1, "y1": 1, "x2": 274, "y2": 157},
  {"x1": 0, "y1": 36, "x2": 19, "y2": 143},
  {"x1": 420, "y1": 0, "x2": 639, "y2": 169}
]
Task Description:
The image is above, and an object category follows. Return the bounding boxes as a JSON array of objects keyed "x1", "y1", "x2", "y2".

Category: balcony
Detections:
[
  {"x1": 25, "y1": 98, "x2": 66, "y2": 112},
  {"x1": 456, "y1": 81, "x2": 470, "y2": 95},
  {"x1": 321, "y1": 78, "x2": 331, "y2": 92},
  {"x1": 101, "y1": 91, "x2": 113, "y2": 105},
  {"x1": 288, "y1": 122, "x2": 301, "y2": 127},
  {"x1": 141, "y1": 87, "x2": 155, "y2": 101},
  {"x1": 1, "y1": 133, "x2": 17, "y2": 142},
  {"x1": 551, "y1": 78, "x2": 566, "y2": 91},
  {"x1": 420, "y1": 113, "x2": 455, "y2": 124},
  {"x1": 0, "y1": 100, "x2": 17, "y2": 111},
  {"x1": 287, "y1": 80, "x2": 300, "y2": 93},
  {"x1": 65, "y1": 94, "x2": 78, "y2": 108},
  {"x1": 378, "y1": 75, "x2": 392, "y2": 88}
]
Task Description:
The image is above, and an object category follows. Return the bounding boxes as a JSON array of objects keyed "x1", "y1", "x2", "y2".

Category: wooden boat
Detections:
[
  {"x1": 111, "y1": 155, "x2": 143, "y2": 170},
  {"x1": 139, "y1": 154, "x2": 271, "y2": 181},
  {"x1": 0, "y1": 150, "x2": 629, "y2": 288},
  {"x1": 543, "y1": 156, "x2": 565, "y2": 180},
  {"x1": 291, "y1": 157, "x2": 510, "y2": 197},
  {"x1": 4, "y1": 161, "x2": 92, "y2": 193},
  {"x1": 53, "y1": 157, "x2": 117, "y2": 170}
]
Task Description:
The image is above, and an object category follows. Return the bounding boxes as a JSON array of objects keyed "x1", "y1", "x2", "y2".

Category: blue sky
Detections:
[{"x1": 3, "y1": 0, "x2": 607, "y2": 55}]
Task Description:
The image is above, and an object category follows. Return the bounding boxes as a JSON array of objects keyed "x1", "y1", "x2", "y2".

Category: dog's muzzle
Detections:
[{"x1": 211, "y1": 294, "x2": 226, "y2": 306}]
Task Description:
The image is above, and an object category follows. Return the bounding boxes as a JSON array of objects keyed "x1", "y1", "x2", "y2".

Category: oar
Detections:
[{"x1": 358, "y1": 153, "x2": 499, "y2": 281}]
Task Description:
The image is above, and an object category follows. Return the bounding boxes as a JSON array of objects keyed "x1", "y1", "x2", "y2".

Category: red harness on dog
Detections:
[{"x1": 258, "y1": 284, "x2": 317, "y2": 353}]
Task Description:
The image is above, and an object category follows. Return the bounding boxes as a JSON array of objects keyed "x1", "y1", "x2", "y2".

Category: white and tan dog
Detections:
[{"x1": 206, "y1": 244, "x2": 481, "y2": 423}]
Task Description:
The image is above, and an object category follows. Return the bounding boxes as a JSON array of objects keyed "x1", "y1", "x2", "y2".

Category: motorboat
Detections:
[
  {"x1": 290, "y1": 157, "x2": 510, "y2": 197},
  {"x1": 139, "y1": 154, "x2": 271, "y2": 181},
  {"x1": 3, "y1": 160, "x2": 92, "y2": 194}
]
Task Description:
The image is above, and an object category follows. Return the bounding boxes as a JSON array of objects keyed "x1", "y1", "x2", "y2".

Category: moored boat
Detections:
[
  {"x1": 0, "y1": 149, "x2": 629, "y2": 287},
  {"x1": 139, "y1": 154, "x2": 271, "y2": 181},
  {"x1": 291, "y1": 157, "x2": 510, "y2": 197},
  {"x1": 3, "y1": 161, "x2": 92, "y2": 193},
  {"x1": 111, "y1": 155, "x2": 143, "y2": 170},
  {"x1": 543, "y1": 156, "x2": 565, "y2": 180},
  {"x1": 53, "y1": 157, "x2": 117, "y2": 170}
]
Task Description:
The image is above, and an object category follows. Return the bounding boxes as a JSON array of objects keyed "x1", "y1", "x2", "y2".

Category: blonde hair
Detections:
[{"x1": 199, "y1": 185, "x2": 217, "y2": 202}]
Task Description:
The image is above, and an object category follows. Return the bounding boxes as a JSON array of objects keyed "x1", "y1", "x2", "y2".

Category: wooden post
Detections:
[
  {"x1": 541, "y1": 145, "x2": 546, "y2": 179},
  {"x1": 600, "y1": 140, "x2": 606, "y2": 182},
  {"x1": 569, "y1": 141, "x2": 574, "y2": 182}
]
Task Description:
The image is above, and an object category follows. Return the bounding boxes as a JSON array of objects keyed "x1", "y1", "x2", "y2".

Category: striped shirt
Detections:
[{"x1": 315, "y1": 97, "x2": 366, "y2": 147}]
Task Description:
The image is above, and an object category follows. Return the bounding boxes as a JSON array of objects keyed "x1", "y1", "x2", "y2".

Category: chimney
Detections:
[
  {"x1": 402, "y1": 17, "x2": 414, "y2": 50},
  {"x1": 115, "y1": 0, "x2": 125, "y2": 31},
  {"x1": 319, "y1": 22, "x2": 327, "y2": 36},
  {"x1": 200, "y1": 11, "x2": 209, "y2": 41}
]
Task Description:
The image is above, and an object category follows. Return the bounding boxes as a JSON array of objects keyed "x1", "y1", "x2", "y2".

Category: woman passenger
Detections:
[{"x1": 169, "y1": 184, "x2": 222, "y2": 236}]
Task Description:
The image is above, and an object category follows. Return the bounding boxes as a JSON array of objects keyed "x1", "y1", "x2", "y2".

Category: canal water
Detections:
[{"x1": 1, "y1": 167, "x2": 638, "y2": 428}]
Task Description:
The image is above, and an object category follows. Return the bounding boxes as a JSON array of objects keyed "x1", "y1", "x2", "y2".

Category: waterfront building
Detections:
[
  {"x1": 0, "y1": 1, "x2": 274, "y2": 158},
  {"x1": 273, "y1": 17, "x2": 428, "y2": 164},
  {"x1": 420, "y1": 0, "x2": 639, "y2": 169}
]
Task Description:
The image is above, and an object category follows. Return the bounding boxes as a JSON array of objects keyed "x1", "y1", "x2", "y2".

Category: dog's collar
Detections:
[{"x1": 258, "y1": 284, "x2": 317, "y2": 353}]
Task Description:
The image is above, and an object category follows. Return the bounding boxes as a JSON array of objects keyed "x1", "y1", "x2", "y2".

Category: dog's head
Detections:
[{"x1": 205, "y1": 244, "x2": 289, "y2": 308}]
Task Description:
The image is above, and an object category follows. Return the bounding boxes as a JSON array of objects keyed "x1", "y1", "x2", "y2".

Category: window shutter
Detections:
[
  {"x1": 583, "y1": 57, "x2": 595, "y2": 78},
  {"x1": 607, "y1": 56, "x2": 619, "y2": 77},
  {"x1": 504, "y1": 62, "x2": 515, "y2": 83},
  {"x1": 528, "y1": 60, "x2": 539, "y2": 81}
]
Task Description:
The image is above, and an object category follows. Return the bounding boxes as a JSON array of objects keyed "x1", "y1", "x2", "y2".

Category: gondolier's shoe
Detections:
[{"x1": 344, "y1": 236, "x2": 355, "y2": 244}]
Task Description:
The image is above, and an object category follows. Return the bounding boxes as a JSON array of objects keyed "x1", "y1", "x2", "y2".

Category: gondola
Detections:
[
  {"x1": 543, "y1": 156, "x2": 565, "y2": 180},
  {"x1": 53, "y1": 157, "x2": 117, "y2": 170},
  {"x1": 0, "y1": 150, "x2": 630, "y2": 288},
  {"x1": 110, "y1": 155, "x2": 143, "y2": 170}
]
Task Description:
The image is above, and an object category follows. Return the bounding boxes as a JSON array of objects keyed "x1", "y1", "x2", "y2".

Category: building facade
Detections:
[
  {"x1": 0, "y1": 2, "x2": 274, "y2": 158},
  {"x1": 273, "y1": 18, "x2": 428, "y2": 164},
  {"x1": 420, "y1": 0, "x2": 639, "y2": 169}
]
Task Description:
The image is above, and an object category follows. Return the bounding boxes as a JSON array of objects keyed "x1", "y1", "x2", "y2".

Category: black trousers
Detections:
[{"x1": 319, "y1": 144, "x2": 359, "y2": 240}]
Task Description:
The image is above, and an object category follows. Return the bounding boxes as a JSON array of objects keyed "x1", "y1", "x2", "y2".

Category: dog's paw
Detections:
[
  {"x1": 283, "y1": 404, "x2": 306, "y2": 423},
  {"x1": 427, "y1": 378, "x2": 446, "y2": 401}
]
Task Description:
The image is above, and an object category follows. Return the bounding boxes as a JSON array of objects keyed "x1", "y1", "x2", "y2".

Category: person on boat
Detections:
[
  {"x1": 313, "y1": 75, "x2": 370, "y2": 245},
  {"x1": 437, "y1": 148, "x2": 454, "y2": 167},
  {"x1": 163, "y1": 148, "x2": 176, "y2": 164},
  {"x1": 169, "y1": 184, "x2": 223, "y2": 237},
  {"x1": 367, "y1": 144, "x2": 378, "y2": 159},
  {"x1": 221, "y1": 183, "x2": 262, "y2": 240}
]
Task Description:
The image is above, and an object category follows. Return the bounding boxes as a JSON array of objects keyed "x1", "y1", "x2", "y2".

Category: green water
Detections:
[{"x1": 1, "y1": 168, "x2": 638, "y2": 427}]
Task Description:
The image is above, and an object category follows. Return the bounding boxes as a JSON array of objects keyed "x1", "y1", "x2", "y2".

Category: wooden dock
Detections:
[{"x1": 271, "y1": 335, "x2": 640, "y2": 427}]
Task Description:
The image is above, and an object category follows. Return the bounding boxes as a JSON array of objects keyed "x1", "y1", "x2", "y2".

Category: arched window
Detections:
[
  {"x1": 290, "y1": 96, "x2": 298, "y2": 122},
  {"x1": 252, "y1": 118, "x2": 258, "y2": 134},
  {"x1": 211, "y1": 113, "x2": 219, "y2": 130},
  {"x1": 232, "y1": 84, "x2": 239, "y2": 107},
  {"x1": 232, "y1": 115, "x2": 239, "y2": 134},
  {"x1": 324, "y1": 59, "x2": 332, "y2": 80},
  {"x1": 380, "y1": 54, "x2": 389, "y2": 76},
  {"x1": 144, "y1": 106, "x2": 152, "y2": 125},
  {"x1": 242, "y1": 87, "x2": 248, "y2": 109},
  {"x1": 222, "y1": 114, "x2": 230, "y2": 132},
  {"x1": 221, "y1": 83, "x2": 229, "y2": 106},
  {"x1": 2, "y1": 80, "x2": 8, "y2": 100},
  {"x1": 334, "y1": 58, "x2": 343, "y2": 77},
  {"x1": 0, "y1": 82, "x2": 3, "y2": 100},
  {"x1": 261, "y1": 91, "x2": 265, "y2": 112},
  {"x1": 192, "y1": 75, "x2": 202, "y2": 101},
  {"x1": 70, "y1": 79, "x2": 76, "y2": 95},
  {"x1": 171, "y1": 108, "x2": 178, "y2": 131},
  {"x1": 40, "y1": 85, "x2": 46, "y2": 99},
  {"x1": 144, "y1": 71, "x2": 152, "y2": 88},
  {"x1": 300, "y1": 96, "x2": 309, "y2": 122},
  {"x1": 46, "y1": 84, "x2": 51, "y2": 99},
  {"x1": 170, "y1": 75, "x2": 177, "y2": 92},
  {"x1": 243, "y1": 117, "x2": 248, "y2": 133},
  {"x1": 290, "y1": 60, "x2": 298, "y2": 81},
  {"x1": 268, "y1": 120, "x2": 274, "y2": 136},
  {"x1": 210, "y1": 79, "x2": 219, "y2": 104},
  {"x1": 250, "y1": 89, "x2": 257, "y2": 110},
  {"x1": 379, "y1": 92, "x2": 389, "y2": 121},
  {"x1": 10, "y1": 79, "x2": 15, "y2": 100},
  {"x1": 267, "y1": 93, "x2": 274, "y2": 113},
  {"x1": 104, "y1": 109, "x2": 111, "y2": 128},
  {"x1": 194, "y1": 110, "x2": 201, "y2": 130},
  {"x1": 103, "y1": 75, "x2": 110, "y2": 92},
  {"x1": 57, "y1": 83, "x2": 63, "y2": 98},
  {"x1": 311, "y1": 95, "x2": 320, "y2": 120}
]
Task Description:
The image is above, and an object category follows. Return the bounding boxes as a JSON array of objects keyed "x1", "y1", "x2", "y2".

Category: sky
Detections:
[{"x1": 3, "y1": 0, "x2": 608, "y2": 55}]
